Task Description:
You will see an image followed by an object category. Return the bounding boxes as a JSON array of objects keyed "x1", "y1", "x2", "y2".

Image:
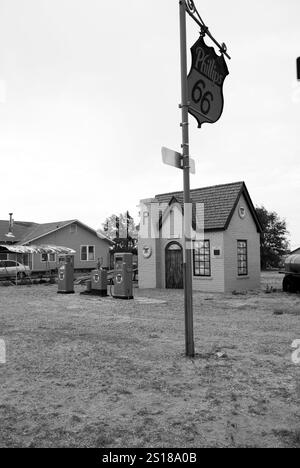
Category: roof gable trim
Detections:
[
  {"x1": 158, "y1": 198, "x2": 183, "y2": 231},
  {"x1": 224, "y1": 183, "x2": 263, "y2": 233}
]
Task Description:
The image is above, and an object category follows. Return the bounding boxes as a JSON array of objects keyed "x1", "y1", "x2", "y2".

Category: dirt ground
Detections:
[{"x1": 0, "y1": 272, "x2": 299, "y2": 448}]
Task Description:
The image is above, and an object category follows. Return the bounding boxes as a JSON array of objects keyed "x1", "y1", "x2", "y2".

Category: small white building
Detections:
[{"x1": 138, "y1": 181, "x2": 262, "y2": 293}]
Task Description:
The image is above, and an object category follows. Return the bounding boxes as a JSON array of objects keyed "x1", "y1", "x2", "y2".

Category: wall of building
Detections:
[
  {"x1": 138, "y1": 237, "x2": 161, "y2": 289},
  {"x1": 192, "y1": 231, "x2": 225, "y2": 293},
  {"x1": 156, "y1": 232, "x2": 225, "y2": 292},
  {"x1": 138, "y1": 199, "x2": 160, "y2": 289},
  {"x1": 29, "y1": 222, "x2": 110, "y2": 272},
  {"x1": 223, "y1": 194, "x2": 261, "y2": 292},
  {"x1": 139, "y1": 231, "x2": 226, "y2": 292}
]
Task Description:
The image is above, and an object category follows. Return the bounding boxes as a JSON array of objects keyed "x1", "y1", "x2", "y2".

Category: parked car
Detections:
[{"x1": 0, "y1": 260, "x2": 31, "y2": 279}]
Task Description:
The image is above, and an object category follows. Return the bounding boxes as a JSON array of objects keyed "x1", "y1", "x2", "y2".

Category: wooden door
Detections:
[{"x1": 165, "y1": 243, "x2": 183, "y2": 289}]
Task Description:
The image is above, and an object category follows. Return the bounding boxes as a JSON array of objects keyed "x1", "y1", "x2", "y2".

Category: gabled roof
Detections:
[
  {"x1": 20, "y1": 220, "x2": 76, "y2": 244},
  {"x1": 0, "y1": 219, "x2": 113, "y2": 245},
  {"x1": 155, "y1": 181, "x2": 262, "y2": 233},
  {"x1": 290, "y1": 247, "x2": 300, "y2": 255}
]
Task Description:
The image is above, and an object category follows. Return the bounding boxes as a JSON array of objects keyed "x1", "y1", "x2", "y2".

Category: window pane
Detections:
[
  {"x1": 237, "y1": 240, "x2": 248, "y2": 275},
  {"x1": 193, "y1": 240, "x2": 211, "y2": 277},
  {"x1": 88, "y1": 246, "x2": 95, "y2": 261},
  {"x1": 81, "y1": 246, "x2": 87, "y2": 261}
]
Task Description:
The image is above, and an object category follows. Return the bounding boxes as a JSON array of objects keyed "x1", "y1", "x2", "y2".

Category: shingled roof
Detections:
[
  {"x1": 0, "y1": 220, "x2": 37, "y2": 243},
  {"x1": 20, "y1": 220, "x2": 76, "y2": 244},
  {"x1": 155, "y1": 181, "x2": 262, "y2": 232},
  {"x1": 0, "y1": 219, "x2": 113, "y2": 244}
]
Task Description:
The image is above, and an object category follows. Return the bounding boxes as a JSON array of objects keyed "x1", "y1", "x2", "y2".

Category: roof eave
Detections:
[{"x1": 223, "y1": 182, "x2": 263, "y2": 233}]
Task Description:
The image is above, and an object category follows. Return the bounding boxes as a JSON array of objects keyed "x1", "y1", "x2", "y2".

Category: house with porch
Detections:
[
  {"x1": 0, "y1": 218, "x2": 112, "y2": 272},
  {"x1": 138, "y1": 181, "x2": 262, "y2": 293}
]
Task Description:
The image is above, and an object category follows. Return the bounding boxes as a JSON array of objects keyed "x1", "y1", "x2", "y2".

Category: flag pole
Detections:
[{"x1": 179, "y1": 0, "x2": 195, "y2": 357}]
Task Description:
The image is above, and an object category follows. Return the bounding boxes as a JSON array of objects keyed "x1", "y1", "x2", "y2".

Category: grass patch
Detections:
[{"x1": 0, "y1": 282, "x2": 299, "y2": 448}]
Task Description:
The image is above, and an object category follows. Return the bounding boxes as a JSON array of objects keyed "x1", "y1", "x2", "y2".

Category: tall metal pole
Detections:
[{"x1": 179, "y1": 0, "x2": 195, "y2": 357}]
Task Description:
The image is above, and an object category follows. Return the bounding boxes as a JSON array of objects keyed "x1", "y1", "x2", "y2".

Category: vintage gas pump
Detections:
[
  {"x1": 113, "y1": 253, "x2": 133, "y2": 300},
  {"x1": 57, "y1": 255, "x2": 74, "y2": 294},
  {"x1": 90, "y1": 268, "x2": 108, "y2": 296}
]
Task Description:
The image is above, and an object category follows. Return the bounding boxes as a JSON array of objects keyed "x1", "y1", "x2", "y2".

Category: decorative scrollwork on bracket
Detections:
[
  {"x1": 185, "y1": 0, "x2": 196, "y2": 14},
  {"x1": 183, "y1": 0, "x2": 231, "y2": 59},
  {"x1": 185, "y1": 0, "x2": 206, "y2": 31}
]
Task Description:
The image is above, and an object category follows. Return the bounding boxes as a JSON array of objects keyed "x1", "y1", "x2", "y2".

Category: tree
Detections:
[
  {"x1": 256, "y1": 206, "x2": 289, "y2": 270},
  {"x1": 99, "y1": 211, "x2": 138, "y2": 255}
]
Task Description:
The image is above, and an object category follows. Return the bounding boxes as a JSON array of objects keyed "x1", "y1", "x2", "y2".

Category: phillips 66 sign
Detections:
[{"x1": 188, "y1": 36, "x2": 229, "y2": 127}]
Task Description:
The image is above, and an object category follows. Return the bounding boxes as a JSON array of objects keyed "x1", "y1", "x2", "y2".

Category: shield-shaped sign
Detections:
[{"x1": 187, "y1": 36, "x2": 229, "y2": 127}]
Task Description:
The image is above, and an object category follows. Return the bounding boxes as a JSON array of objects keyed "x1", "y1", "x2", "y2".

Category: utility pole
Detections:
[{"x1": 179, "y1": 0, "x2": 195, "y2": 357}]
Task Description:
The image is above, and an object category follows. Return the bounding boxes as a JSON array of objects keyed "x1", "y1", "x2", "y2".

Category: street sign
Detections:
[
  {"x1": 162, "y1": 147, "x2": 196, "y2": 174},
  {"x1": 187, "y1": 35, "x2": 229, "y2": 127}
]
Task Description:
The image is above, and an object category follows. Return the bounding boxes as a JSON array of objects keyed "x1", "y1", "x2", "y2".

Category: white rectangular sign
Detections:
[{"x1": 162, "y1": 147, "x2": 195, "y2": 174}]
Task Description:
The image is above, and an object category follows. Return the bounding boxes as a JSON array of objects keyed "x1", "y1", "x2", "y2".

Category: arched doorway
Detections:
[{"x1": 165, "y1": 242, "x2": 183, "y2": 289}]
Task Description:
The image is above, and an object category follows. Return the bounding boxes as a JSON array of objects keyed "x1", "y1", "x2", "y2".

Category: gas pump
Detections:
[
  {"x1": 113, "y1": 253, "x2": 133, "y2": 300},
  {"x1": 90, "y1": 268, "x2": 108, "y2": 296},
  {"x1": 80, "y1": 256, "x2": 108, "y2": 297},
  {"x1": 57, "y1": 255, "x2": 74, "y2": 294}
]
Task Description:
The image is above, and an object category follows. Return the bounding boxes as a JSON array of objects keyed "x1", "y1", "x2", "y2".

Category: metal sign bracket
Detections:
[{"x1": 184, "y1": 0, "x2": 231, "y2": 60}]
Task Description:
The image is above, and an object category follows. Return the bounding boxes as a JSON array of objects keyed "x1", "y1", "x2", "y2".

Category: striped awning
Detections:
[{"x1": 0, "y1": 244, "x2": 76, "y2": 255}]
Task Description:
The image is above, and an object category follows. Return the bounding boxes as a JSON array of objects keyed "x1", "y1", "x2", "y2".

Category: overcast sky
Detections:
[{"x1": 0, "y1": 0, "x2": 299, "y2": 249}]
